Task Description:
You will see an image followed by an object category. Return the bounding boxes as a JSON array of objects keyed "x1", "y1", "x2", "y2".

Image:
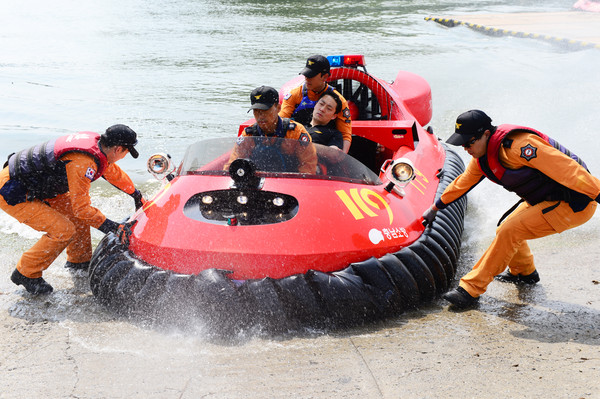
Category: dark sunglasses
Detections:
[{"x1": 462, "y1": 136, "x2": 480, "y2": 149}]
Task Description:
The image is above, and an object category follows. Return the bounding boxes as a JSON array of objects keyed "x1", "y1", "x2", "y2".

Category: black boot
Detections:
[
  {"x1": 495, "y1": 269, "x2": 540, "y2": 285},
  {"x1": 442, "y1": 286, "x2": 478, "y2": 309},
  {"x1": 64, "y1": 261, "x2": 90, "y2": 272},
  {"x1": 10, "y1": 269, "x2": 53, "y2": 295}
]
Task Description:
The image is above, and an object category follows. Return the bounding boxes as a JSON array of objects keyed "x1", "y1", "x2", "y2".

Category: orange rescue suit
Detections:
[
  {"x1": 0, "y1": 151, "x2": 136, "y2": 278},
  {"x1": 437, "y1": 131, "x2": 600, "y2": 297},
  {"x1": 225, "y1": 119, "x2": 317, "y2": 174}
]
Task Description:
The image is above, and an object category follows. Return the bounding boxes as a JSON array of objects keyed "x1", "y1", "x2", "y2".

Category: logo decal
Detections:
[
  {"x1": 520, "y1": 144, "x2": 537, "y2": 161},
  {"x1": 254, "y1": 94, "x2": 262, "y2": 100},
  {"x1": 368, "y1": 227, "x2": 408, "y2": 245},
  {"x1": 382, "y1": 227, "x2": 408, "y2": 240},
  {"x1": 66, "y1": 133, "x2": 91, "y2": 142},
  {"x1": 336, "y1": 188, "x2": 393, "y2": 224},
  {"x1": 85, "y1": 167, "x2": 96, "y2": 180},
  {"x1": 455, "y1": 123, "x2": 462, "y2": 130},
  {"x1": 369, "y1": 229, "x2": 384, "y2": 244},
  {"x1": 308, "y1": 60, "x2": 315, "y2": 66}
]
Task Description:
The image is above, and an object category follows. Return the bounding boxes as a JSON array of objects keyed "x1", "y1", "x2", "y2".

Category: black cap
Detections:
[
  {"x1": 446, "y1": 110, "x2": 493, "y2": 146},
  {"x1": 102, "y1": 124, "x2": 139, "y2": 158},
  {"x1": 300, "y1": 55, "x2": 330, "y2": 78},
  {"x1": 249, "y1": 86, "x2": 279, "y2": 111}
]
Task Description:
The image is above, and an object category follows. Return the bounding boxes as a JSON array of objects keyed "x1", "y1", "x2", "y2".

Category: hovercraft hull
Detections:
[{"x1": 89, "y1": 146, "x2": 465, "y2": 334}]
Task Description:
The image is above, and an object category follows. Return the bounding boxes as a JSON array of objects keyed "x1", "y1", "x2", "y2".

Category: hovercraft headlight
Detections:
[
  {"x1": 391, "y1": 162, "x2": 414, "y2": 183},
  {"x1": 383, "y1": 158, "x2": 415, "y2": 197},
  {"x1": 147, "y1": 153, "x2": 175, "y2": 181}
]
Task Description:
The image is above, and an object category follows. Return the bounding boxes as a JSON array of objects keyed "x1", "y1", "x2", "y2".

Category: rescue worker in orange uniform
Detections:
[
  {"x1": 0, "y1": 125, "x2": 144, "y2": 295},
  {"x1": 422, "y1": 110, "x2": 600, "y2": 308},
  {"x1": 279, "y1": 55, "x2": 352, "y2": 153},
  {"x1": 225, "y1": 85, "x2": 317, "y2": 174}
]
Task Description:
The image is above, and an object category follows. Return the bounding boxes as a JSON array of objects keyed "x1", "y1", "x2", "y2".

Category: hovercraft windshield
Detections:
[{"x1": 179, "y1": 137, "x2": 382, "y2": 185}]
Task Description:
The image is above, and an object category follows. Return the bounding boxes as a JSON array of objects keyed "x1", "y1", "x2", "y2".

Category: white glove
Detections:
[{"x1": 422, "y1": 206, "x2": 437, "y2": 226}]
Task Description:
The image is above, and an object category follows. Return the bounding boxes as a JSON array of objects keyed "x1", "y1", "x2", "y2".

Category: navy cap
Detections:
[
  {"x1": 300, "y1": 55, "x2": 330, "y2": 78},
  {"x1": 102, "y1": 124, "x2": 139, "y2": 158},
  {"x1": 446, "y1": 110, "x2": 493, "y2": 146},
  {"x1": 249, "y1": 86, "x2": 279, "y2": 111}
]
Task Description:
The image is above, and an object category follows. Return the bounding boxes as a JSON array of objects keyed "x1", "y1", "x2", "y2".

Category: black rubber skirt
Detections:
[{"x1": 89, "y1": 146, "x2": 467, "y2": 334}]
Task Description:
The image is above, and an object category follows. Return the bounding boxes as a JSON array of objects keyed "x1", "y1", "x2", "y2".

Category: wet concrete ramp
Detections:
[{"x1": 426, "y1": 11, "x2": 600, "y2": 50}]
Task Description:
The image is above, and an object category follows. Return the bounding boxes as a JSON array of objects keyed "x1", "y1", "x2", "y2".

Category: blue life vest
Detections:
[
  {"x1": 244, "y1": 118, "x2": 299, "y2": 172},
  {"x1": 291, "y1": 84, "x2": 334, "y2": 126},
  {"x1": 245, "y1": 117, "x2": 293, "y2": 138}
]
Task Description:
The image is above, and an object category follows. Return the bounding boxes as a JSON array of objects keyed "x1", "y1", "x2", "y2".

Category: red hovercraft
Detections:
[{"x1": 89, "y1": 55, "x2": 466, "y2": 334}]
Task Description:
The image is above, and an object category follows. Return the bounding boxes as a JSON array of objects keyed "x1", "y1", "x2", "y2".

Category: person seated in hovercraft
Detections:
[
  {"x1": 0, "y1": 125, "x2": 145, "y2": 295},
  {"x1": 306, "y1": 91, "x2": 344, "y2": 151},
  {"x1": 225, "y1": 85, "x2": 317, "y2": 174},
  {"x1": 422, "y1": 110, "x2": 600, "y2": 309},
  {"x1": 279, "y1": 55, "x2": 352, "y2": 153}
]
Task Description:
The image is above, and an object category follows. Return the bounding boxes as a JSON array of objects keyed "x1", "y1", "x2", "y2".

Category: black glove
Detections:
[
  {"x1": 131, "y1": 189, "x2": 146, "y2": 210},
  {"x1": 97, "y1": 219, "x2": 138, "y2": 246},
  {"x1": 116, "y1": 220, "x2": 138, "y2": 246},
  {"x1": 422, "y1": 206, "x2": 437, "y2": 227},
  {"x1": 98, "y1": 218, "x2": 120, "y2": 234}
]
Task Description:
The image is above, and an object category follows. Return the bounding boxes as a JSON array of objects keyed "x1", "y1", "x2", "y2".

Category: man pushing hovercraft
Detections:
[
  {"x1": 423, "y1": 110, "x2": 600, "y2": 309},
  {"x1": 0, "y1": 125, "x2": 144, "y2": 295}
]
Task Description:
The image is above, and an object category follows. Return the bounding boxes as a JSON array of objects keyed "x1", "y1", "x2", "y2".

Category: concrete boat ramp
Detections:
[{"x1": 426, "y1": 11, "x2": 600, "y2": 50}]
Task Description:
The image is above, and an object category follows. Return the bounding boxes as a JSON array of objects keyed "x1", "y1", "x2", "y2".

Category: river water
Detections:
[{"x1": 1, "y1": 0, "x2": 599, "y2": 397}]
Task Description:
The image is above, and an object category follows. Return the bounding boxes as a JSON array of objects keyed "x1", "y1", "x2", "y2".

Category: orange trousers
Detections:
[
  {"x1": 0, "y1": 169, "x2": 92, "y2": 278},
  {"x1": 460, "y1": 199, "x2": 597, "y2": 297}
]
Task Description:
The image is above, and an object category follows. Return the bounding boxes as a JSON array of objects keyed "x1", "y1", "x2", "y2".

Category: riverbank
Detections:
[{"x1": 1, "y1": 226, "x2": 598, "y2": 399}]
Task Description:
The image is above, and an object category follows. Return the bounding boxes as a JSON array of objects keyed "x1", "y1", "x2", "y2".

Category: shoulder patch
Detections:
[
  {"x1": 288, "y1": 122, "x2": 296, "y2": 130},
  {"x1": 342, "y1": 107, "x2": 351, "y2": 119},
  {"x1": 236, "y1": 135, "x2": 245, "y2": 144},
  {"x1": 298, "y1": 133, "x2": 310, "y2": 143},
  {"x1": 283, "y1": 92, "x2": 291, "y2": 100},
  {"x1": 85, "y1": 167, "x2": 96, "y2": 180},
  {"x1": 520, "y1": 143, "x2": 537, "y2": 161}
]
